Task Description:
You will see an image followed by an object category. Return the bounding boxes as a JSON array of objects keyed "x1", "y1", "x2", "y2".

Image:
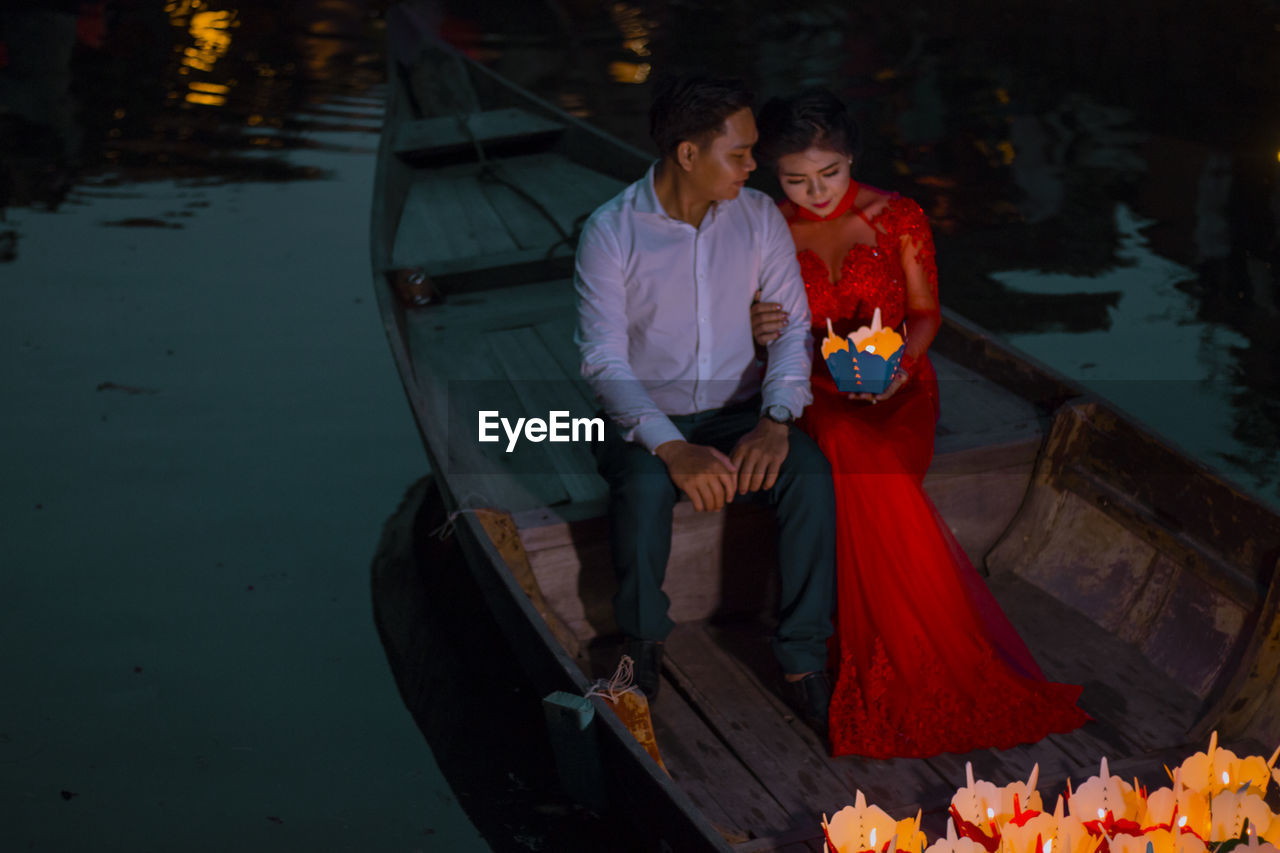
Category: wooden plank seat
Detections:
[
  {"x1": 402, "y1": 272, "x2": 1049, "y2": 647},
  {"x1": 516, "y1": 352, "x2": 1046, "y2": 644},
  {"x1": 391, "y1": 153, "x2": 625, "y2": 290},
  {"x1": 394, "y1": 106, "x2": 564, "y2": 162}
]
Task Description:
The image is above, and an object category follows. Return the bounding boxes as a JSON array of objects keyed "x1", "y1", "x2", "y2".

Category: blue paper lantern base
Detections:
[{"x1": 825, "y1": 349, "x2": 903, "y2": 396}]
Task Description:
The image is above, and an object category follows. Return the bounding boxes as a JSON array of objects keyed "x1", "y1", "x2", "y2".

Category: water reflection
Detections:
[
  {"x1": 0, "y1": 0, "x2": 384, "y2": 244},
  {"x1": 442, "y1": 0, "x2": 1279, "y2": 503}
]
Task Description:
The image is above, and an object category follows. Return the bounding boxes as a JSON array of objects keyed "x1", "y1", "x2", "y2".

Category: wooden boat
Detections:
[{"x1": 369, "y1": 7, "x2": 1280, "y2": 851}]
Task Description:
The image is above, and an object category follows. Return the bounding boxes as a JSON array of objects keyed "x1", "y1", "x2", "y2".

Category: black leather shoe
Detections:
[
  {"x1": 626, "y1": 638, "x2": 664, "y2": 701},
  {"x1": 783, "y1": 671, "x2": 831, "y2": 737}
]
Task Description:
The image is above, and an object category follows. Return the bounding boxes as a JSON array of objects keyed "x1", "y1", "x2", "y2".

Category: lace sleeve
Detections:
[{"x1": 883, "y1": 197, "x2": 938, "y2": 298}]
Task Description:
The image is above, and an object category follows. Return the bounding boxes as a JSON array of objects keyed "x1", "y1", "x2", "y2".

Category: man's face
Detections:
[{"x1": 687, "y1": 107, "x2": 758, "y2": 201}]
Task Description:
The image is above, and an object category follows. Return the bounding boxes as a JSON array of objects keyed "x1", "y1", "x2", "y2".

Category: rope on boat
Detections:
[
  {"x1": 428, "y1": 491, "x2": 502, "y2": 540},
  {"x1": 444, "y1": 79, "x2": 587, "y2": 256},
  {"x1": 584, "y1": 654, "x2": 642, "y2": 702}
]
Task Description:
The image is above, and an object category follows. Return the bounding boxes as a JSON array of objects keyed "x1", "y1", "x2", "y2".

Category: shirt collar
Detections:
[{"x1": 635, "y1": 162, "x2": 727, "y2": 227}]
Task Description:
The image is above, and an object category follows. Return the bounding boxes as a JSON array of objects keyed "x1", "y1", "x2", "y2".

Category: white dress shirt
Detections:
[{"x1": 574, "y1": 164, "x2": 813, "y2": 452}]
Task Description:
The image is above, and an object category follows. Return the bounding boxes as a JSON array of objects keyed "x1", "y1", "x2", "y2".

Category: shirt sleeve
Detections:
[
  {"x1": 756, "y1": 203, "x2": 813, "y2": 418},
  {"x1": 573, "y1": 216, "x2": 684, "y2": 452}
]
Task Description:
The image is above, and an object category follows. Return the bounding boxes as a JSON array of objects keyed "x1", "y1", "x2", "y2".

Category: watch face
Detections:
[{"x1": 767, "y1": 406, "x2": 791, "y2": 423}]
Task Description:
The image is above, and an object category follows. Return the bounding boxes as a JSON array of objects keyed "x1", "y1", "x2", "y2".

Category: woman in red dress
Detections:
[{"x1": 753, "y1": 90, "x2": 1088, "y2": 758}]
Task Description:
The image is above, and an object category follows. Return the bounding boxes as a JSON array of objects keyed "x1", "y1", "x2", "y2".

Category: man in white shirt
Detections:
[{"x1": 574, "y1": 74, "x2": 835, "y2": 732}]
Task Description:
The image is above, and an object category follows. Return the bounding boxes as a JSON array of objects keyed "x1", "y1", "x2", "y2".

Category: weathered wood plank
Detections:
[
  {"x1": 1194, "y1": 557, "x2": 1280, "y2": 747},
  {"x1": 497, "y1": 152, "x2": 626, "y2": 233},
  {"x1": 652, "y1": 673, "x2": 793, "y2": 841},
  {"x1": 932, "y1": 354, "x2": 1043, "y2": 452},
  {"x1": 662, "y1": 624, "x2": 942, "y2": 825},
  {"x1": 487, "y1": 326, "x2": 607, "y2": 506},
  {"x1": 986, "y1": 573, "x2": 1202, "y2": 753},
  {"x1": 391, "y1": 167, "x2": 520, "y2": 269},
  {"x1": 734, "y1": 833, "x2": 828, "y2": 853},
  {"x1": 702, "y1": 623, "x2": 955, "y2": 813},
  {"x1": 404, "y1": 291, "x2": 574, "y2": 512},
  {"x1": 480, "y1": 173, "x2": 567, "y2": 252},
  {"x1": 394, "y1": 107, "x2": 563, "y2": 160}
]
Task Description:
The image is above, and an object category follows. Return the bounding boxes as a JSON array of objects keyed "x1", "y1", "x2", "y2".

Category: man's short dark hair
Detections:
[{"x1": 649, "y1": 73, "x2": 755, "y2": 158}]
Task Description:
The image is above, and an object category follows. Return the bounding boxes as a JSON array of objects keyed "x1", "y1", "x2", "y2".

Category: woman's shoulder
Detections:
[{"x1": 862, "y1": 187, "x2": 928, "y2": 235}]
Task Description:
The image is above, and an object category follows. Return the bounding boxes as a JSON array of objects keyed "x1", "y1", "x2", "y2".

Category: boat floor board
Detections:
[
  {"x1": 661, "y1": 625, "x2": 874, "y2": 830},
  {"x1": 493, "y1": 152, "x2": 626, "y2": 234},
  {"x1": 392, "y1": 163, "x2": 518, "y2": 268},
  {"x1": 988, "y1": 572, "x2": 1203, "y2": 755},
  {"x1": 635, "y1": 571, "x2": 1222, "y2": 841},
  {"x1": 651, "y1": 675, "x2": 794, "y2": 842}
]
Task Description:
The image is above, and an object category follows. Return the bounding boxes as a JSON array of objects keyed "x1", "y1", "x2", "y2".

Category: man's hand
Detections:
[
  {"x1": 730, "y1": 418, "x2": 790, "y2": 495},
  {"x1": 654, "y1": 440, "x2": 739, "y2": 512}
]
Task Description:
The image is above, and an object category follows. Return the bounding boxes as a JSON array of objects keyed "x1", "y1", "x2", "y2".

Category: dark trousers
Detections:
[{"x1": 596, "y1": 398, "x2": 836, "y2": 674}]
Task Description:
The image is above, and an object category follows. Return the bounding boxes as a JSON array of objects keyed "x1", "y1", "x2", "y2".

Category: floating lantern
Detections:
[
  {"x1": 1177, "y1": 733, "x2": 1280, "y2": 798},
  {"x1": 818, "y1": 743, "x2": 1280, "y2": 853},
  {"x1": 1109, "y1": 828, "x2": 1207, "y2": 853},
  {"x1": 1069, "y1": 758, "x2": 1144, "y2": 834},
  {"x1": 825, "y1": 790, "x2": 902, "y2": 853},
  {"x1": 999, "y1": 810, "x2": 1059, "y2": 853},
  {"x1": 821, "y1": 308, "x2": 905, "y2": 395},
  {"x1": 1140, "y1": 785, "x2": 1208, "y2": 836},
  {"x1": 1045, "y1": 795, "x2": 1105, "y2": 853},
  {"x1": 924, "y1": 819, "x2": 993, "y2": 853},
  {"x1": 1207, "y1": 789, "x2": 1279, "y2": 843}
]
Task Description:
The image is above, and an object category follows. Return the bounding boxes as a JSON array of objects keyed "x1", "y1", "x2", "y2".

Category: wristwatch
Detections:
[{"x1": 763, "y1": 404, "x2": 794, "y2": 425}]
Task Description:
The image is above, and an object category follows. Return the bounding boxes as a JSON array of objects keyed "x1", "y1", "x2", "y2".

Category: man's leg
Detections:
[
  {"x1": 595, "y1": 422, "x2": 680, "y2": 644},
  {"x1": 763, "y1": 428, "x2": 836, "y2": 676},
  {"x1": 689, "y1": 405, "x2": 836, "y2": 675}
]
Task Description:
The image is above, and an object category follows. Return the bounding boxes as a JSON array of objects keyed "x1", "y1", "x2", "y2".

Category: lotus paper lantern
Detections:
[
  {"x1": 1109, "y1": 828, "x2": 1207, "y2": 853},
  {"x1": 824, "y1": 791, "x2": 902, "y2": 853},
  {"x1": 1068, "y1": 757, "x2": 1145, "y2": 837},
  {"x1": 1207, "y1": 789, "x2": 1280, "y2": 844},
  {"x1": 817, "y1": 741, "x2": 1280, "y2": 853},
  {"x1": 926, "y1": 820, "x2": 996, "y2": 853},
  {"x1": 821, "y1": 308, "x2": 905, "y2": 395},
  {"x1": 1177, "y1": 732, "x2": 1280, "y2": 798}
]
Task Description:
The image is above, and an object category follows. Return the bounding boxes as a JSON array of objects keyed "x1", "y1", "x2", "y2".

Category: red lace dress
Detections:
[{"x1": 786, "y1": 190, "x2": 1088, "y2": 758}]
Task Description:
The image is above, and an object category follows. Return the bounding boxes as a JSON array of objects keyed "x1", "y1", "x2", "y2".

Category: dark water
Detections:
[{"x1": 1, "y1": 3, "x2": 497, "y2": 850}]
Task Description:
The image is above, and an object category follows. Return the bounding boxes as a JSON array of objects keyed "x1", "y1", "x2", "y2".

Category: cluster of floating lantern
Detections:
[{"x1": 822, "y1": 734, "x2": 1280, "y2": 853}]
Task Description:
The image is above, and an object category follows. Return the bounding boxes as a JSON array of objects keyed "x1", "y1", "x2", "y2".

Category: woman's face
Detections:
[{"x1": 775, "y1": 146, "x2": 852, "y2": 216}]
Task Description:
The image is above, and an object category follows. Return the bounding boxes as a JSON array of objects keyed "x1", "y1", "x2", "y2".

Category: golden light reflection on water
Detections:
[
  {"x1": 609, "y1": 62, "x2": 651, "y2": 84},
  {"x1": 166, "y1": 2, "x2": 239, "y2": 108},
  {"x1": 611, "y1": 1, "x2": 653, "y2": 83}
]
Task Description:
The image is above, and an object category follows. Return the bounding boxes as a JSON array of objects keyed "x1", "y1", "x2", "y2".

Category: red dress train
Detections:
[{"x1": 787, "y1": 193, "x2": 1088, "y2": 758}]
